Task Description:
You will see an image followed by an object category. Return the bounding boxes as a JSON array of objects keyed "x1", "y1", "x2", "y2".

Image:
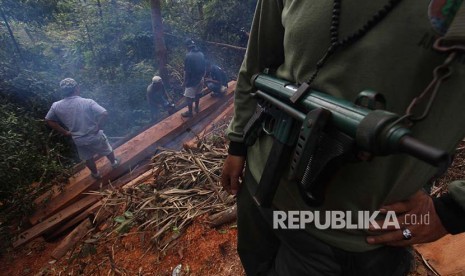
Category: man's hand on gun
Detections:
[{"x1": 367, "y1": 189, "x2": 448, "y2": 246}]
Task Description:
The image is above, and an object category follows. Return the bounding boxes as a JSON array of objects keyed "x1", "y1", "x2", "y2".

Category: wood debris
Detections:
[{"x1": 89, "y1": 140, "x2": 235, "y2": 253}]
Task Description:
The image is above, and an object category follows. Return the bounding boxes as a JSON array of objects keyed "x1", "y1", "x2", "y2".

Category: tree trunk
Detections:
[
  {"x1": 150, "y1": 0, "x2": 169, "y2": 88},
  {"x1": 0, "y1": 6, "x2": 24, "y2": 64},
  {"x1": 84, "y1": 24, "x2": 97, "y2": 61},
  {"x1": 96, "y1": 0, "x2": 103, "y2": 19}
]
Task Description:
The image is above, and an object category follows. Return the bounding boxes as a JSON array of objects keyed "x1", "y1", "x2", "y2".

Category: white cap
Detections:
[
  {"x1": 60, "y1": 78, "x2": 78, "y2": 89},
  {"x1": 152, "y1": 76, "x2": 162, "y2": 83}
]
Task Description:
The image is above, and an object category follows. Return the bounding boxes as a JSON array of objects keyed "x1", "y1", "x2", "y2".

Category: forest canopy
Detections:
[{"x1": 0, "y1": 0, "x2": 256, "y2": 227}]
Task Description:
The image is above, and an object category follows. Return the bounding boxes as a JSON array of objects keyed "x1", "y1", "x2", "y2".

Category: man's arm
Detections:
[
  {"x1": 433, "y1": 180, "x2": 465, "y2": 234},
  {"x1": 89, "y1": 100, "x2": 108, "y2": 133},
  {"x1": 205, "y1": 78, "x2": 220, "y2": 84},
  {"x1": 46, "y1": 119, "x2": 71, "y2": 136},
  {"x1": 94, "y1": 111, "x2": 108, "y2": 133},
  {"x1": 221, "y1": 0, "x2": 285, "y2": 194}
]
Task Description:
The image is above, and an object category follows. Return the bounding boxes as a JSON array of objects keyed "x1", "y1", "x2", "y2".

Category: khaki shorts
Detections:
[
  {"x1": 76, "y1": 133, "x2": 113, "y2": 161},
  {"x1": 183, "y1": 79, "x2": 204, "y2": 99}
]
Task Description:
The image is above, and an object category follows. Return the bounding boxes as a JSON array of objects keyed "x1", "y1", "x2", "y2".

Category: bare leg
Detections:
[
  {"x1": 85, "y1": 159, "x2": 98, "y2": 175},
  {"x1": 182, "y1": 97, "x2": 194, "y2": 117},
  {"x1": 194, "y1": 95, "x2": 200, "y2": 113},
  {"x1": 106, "y1": 151, "x2": 116, "y2": 163}
]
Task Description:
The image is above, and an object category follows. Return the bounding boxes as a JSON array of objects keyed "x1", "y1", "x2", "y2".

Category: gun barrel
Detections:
[{"x1": 398, "y1": 136, "x2": 451, "y2": 169}]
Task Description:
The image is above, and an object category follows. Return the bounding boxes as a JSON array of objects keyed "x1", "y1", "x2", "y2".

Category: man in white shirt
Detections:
[{"x1": 45, "y1": 78, "x2": 119, "y2": 179}]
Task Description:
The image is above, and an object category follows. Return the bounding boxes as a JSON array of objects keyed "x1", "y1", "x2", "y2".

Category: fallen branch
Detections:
[
  {"x1": 208, "y1": 205, "x2": 237, "y2": 227},
  {"x1": 51, "y1": 218, "x2": 93, "y2": 260},
  {"x1": 204, "y1": 40, "x2": 246, "y2": 51}
]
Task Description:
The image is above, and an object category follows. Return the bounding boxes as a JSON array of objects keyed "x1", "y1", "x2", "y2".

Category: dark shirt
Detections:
[
  {"x1": 208, "y1": 65, "x2": 228, "y2": 87},
  {"x1": 147, "y1": 82, "x2": 169, "y2": 106},
  {"x1": 184, "y1": 48, "x2": 206, "y2": 87}
]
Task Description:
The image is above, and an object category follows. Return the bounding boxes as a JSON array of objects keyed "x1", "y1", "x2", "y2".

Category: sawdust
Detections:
[{"x1": 0, "y1": 217, "x2": 244, "y2": 276}]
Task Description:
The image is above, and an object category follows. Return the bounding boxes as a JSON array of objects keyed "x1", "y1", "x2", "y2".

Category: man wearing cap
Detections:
[
  {"x1": 146, "y1": 75, "x2": 175, "y2": 122},
  {"x1": 182, "y1": 39, "x2": 205, "y2": 117},
  {"x1": 45, "y1": 78, "x2": 120, "y2": 179},
  {"x1": 205, "y1": 61, "x2": 228, "y2": 97}
]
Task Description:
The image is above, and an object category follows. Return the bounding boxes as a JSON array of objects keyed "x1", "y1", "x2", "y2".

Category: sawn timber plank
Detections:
[
  {"x1": 415, "y1": 233, "x2": 465, "y2": 275},
  {"x1": 13, "y1": 195, "x2": 98, "y2": 247},
  {"x1": 28, "y1": 81, "x2": 236, "y2": 226}
]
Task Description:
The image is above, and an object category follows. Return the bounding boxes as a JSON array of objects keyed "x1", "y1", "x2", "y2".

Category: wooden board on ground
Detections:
[
  {"x1": 163, "y1": 96, "x2": 233, "y2": 150},
  {"x1": 188, "y1": 96, "x2": 234, "y2": 143},
  {"x1": 51, "y1": 218, "x2": 93, "y2": 260},
  {"x1": 47, "y1": 160, "x2": 152, "y2": 239},
  {"x1": 28, "y1": 82, "x2": 236, "y2": 226},
  {"x1": 415, "y1": 233, "x2": 465, "y2": 275},
  {"x1": 13, "y1": 195, "x2": 99, "y2": 247},
  {"x1": 15, "y1": 82, "x2": 236, "y2": 248}
]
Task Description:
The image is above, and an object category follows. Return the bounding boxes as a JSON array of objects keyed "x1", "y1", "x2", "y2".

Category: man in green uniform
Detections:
[{"x1": 221, "y1": 0, "x2": 465, "y2": 275}]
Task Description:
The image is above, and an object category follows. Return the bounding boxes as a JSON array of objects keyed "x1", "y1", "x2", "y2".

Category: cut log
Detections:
[
  {"x1": 29, "y1": 81, "x2": 236, "y2": 226},
  {"x1": 122, "y1": 170, "x2": 153, "y2": 190},
  {"x1": 47, "y1": 165, "x2": 151, "y2": 240},
  {"x1": 415, "y1": 233, "x2": 465, "y2": 275},
  {"x1": 163, "y1": 97, "x2": 232, "y2": 151},
  {"x1": 51, "y1": 218, "x2": 93, "y2": 260},
  {"x1": 49, "y1": 160, "x2": 152, "y2": 238},
  {"x1": 13, "y1": 195, "x2": 99, "y2": 247},
  {"x1": 16, "y1": 83, "x2": 236, "y2": 248},
  {"x1": 208, "y1": 205, "x2": 237, "y2": 227},
  {"x1": 108, "y1": 159, "x2": 151, "y2": 188},
  {"x1": 51, "y1": 207, "x2": 113, "y2": 260},
  {"x1": 187, "y1": 97, "x2": 234, "y2": 144},
  {"x1": 33, "y1": 87, "x2": 220, "y2": 208},
  {"x1": 47, "y1": 201, "x2": 103, "y2": 240},
  {"x1": 53, "y1": 101, "x2": 232, "y2": 238}
]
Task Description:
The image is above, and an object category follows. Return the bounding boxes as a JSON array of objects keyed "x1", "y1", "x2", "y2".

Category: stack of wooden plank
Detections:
[
  {"x1": 13, "y1": 81, "x2": 236, "y2": 249},
  {"x1": 415, "y1": 234, "x2": 465, "y2": 275}
]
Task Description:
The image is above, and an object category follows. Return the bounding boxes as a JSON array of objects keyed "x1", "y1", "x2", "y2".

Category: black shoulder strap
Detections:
[{"x1": 276, "y1": 0, "x2": 284, "y2": 11}]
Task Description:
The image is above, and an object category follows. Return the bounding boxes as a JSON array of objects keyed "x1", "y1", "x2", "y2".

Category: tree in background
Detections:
[
  {"x1": 150, "y1": 0, "x2": 168, "y2": 84},
  {"x1": 0, "y1": 0, "x2": 257, "y2": 230}
]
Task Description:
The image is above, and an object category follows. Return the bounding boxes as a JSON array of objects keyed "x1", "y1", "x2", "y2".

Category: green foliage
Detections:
[
  {"x1": 0, "y1": 0, "x2": 64, "y2": 26},
  {"x1": 0, "y1": 0, "x2": 257, "y2": 243},
  {"x1": 0, "y1": 99, "x2": 75, "y2": 245},
  {"x1": 0, "y1": 101, "x2": 70, "y2": 190},
  {"x1": 113, "y1": 210, "x2": 134, "y2": 234}
]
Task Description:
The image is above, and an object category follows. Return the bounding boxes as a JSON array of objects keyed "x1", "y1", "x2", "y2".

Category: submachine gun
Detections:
[{"x1": 247, "y1": 73, "x2": 451, "y2": 208}]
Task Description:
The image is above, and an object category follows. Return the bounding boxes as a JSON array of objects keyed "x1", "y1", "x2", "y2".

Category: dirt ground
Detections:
[
  {"x1": 0, "y1": 217, "x2": 244, "y2": 276},
  {"x1": 2, "y1": 142, "x2": 464, "y2": 276},
  {"x1": 0, "y1": 219, "x2": 434, "y2": 276}
]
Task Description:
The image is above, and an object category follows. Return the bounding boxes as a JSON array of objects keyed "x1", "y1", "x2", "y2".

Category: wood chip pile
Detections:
[{"x1": 90, "y1": 140, "x2": 235, "y2": 253}]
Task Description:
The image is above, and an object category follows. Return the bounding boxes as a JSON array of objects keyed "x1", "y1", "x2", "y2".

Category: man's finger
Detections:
[
  {"x1": 379, "y1": 201, "x2": 410, "y2": 214},
  {"x1": 368, "y1": 220, "x2": 402, "y2": 232},
  {"x1": 367, "y1": 227, "x2": 416, "y2": 247},
  {"x1": 381, "y1": 190, "x2": 426, "y2": 214}
]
